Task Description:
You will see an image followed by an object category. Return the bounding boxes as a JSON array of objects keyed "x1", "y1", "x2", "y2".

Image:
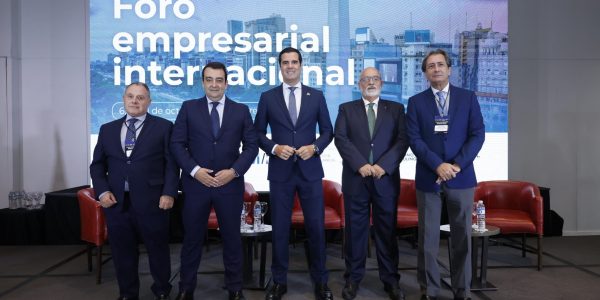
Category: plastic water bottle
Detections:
[
  {"x1": 476, "y1": 200, "x2": 486, "y2": 232},
  {"x1": 253, "y1": 203, "x2": 262, "y2": 231}
]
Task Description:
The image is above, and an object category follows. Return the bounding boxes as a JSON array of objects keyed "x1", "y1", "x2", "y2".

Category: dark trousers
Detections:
[
  {"x1": 105, "y1": 193, "x2": 172, "y2": 298},
  {"x1": 344, "y1": 178, "x2": 400, "y2": 286},
  {"x1": 269, "y1": 167, "x2": 329, "y2": 285},
  {"x1": 178, "y1": 188, "x2": 244, "y2": 293}
]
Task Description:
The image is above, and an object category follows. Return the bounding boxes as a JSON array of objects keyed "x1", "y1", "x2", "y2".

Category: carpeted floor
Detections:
[{"x1": 0, "y1": 235, "x2": 599, "y2": 299}]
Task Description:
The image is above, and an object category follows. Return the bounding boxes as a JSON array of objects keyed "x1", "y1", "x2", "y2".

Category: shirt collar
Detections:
[
  {"x1": 362, "y1": 97, "x2": 380, "y2": 107},
  {"x1": 431, "y1": 83, "x2": 450, "y2": 95},
  {"x1": 283, "y1": 82, "x2": 302, "y2": 91},
  {"x1": 126, "y1": 114, "x2": 146, "y2": 123},
  {"x1": 206, "y1": 95, "x2": 226, "y2": 106}
]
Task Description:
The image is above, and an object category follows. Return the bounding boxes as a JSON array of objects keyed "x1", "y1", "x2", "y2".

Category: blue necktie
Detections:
[
  {"x1": 288, "y1": 87, "x2": 297, "y2": 125},
  {"x1": 437, "y1": 91, "x2": 446, "y2": 114},
  {"x1": 124, "y1": 118, "x2": 138, "y2": 152},
  {"x1": 210, "y1": 101, "x2": 220, "y2": 138},
  {"x1": 124, "y1": 118, "x2": 137, "y2": 191}
]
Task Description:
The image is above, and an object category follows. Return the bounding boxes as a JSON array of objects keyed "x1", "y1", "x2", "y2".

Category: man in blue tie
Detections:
[
  {"x1": 170, "y1": 62, "x2": 258, "y2": 300},
  {"x1": 254, "y1": 47, "x2": 334, "y2": 300},
  {"x1": 406, "y1": 49, "x2": 485, "y2": 300},
  {"x1": 90, "y1": 82, "x2": 179, "y2": 300}
]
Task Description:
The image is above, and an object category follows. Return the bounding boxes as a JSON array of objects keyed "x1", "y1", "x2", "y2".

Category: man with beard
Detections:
[{"x1": 334, "y1": 67, "x2": 409, "y2": 300}]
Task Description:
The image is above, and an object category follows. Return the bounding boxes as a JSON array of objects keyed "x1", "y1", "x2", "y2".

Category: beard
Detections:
[{"x1": 364, "y1": 87, "x2": 380, "y2": 98}]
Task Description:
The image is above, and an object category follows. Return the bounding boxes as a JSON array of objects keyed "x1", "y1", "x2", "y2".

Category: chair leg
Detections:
[
  {"x1": 87, "y1": 244, "x2": 93, "y2": 272},
  {"x1": 96, "y1": 245, "x2": 103, "y2": 284},
  {"x1": 521, "y1": 234, "x2": 526, "y2": 258},
  {"x1": 537, "y1": 235, "x2": 543, "y2": 271}
]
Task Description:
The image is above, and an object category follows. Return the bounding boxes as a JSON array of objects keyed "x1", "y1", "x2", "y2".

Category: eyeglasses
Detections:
[{"x1": 359, "y1": 76, "x2": 381, "y2": 83}]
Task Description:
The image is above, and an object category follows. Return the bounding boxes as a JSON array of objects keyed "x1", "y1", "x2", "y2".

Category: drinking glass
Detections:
[
  {"x1": 259, "y1": 201, "x2": 268, "y2": 229},
  {"x1": 8, "y1": 191, "x2": 17, "y2": 209},
  {"x1": 241, "y1": 202, "x2": 252, "y2": 232}
]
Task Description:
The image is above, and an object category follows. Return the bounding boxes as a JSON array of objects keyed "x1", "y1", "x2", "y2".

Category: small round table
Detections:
[
  {"x1": 240, "y1": 225, "x2": 272, "y2": 290},
  {"x1": 440, "y1": 224, "x2": 500, "y2": 291}
]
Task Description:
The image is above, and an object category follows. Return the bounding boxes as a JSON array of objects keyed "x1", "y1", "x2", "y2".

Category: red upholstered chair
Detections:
[
  {"x1": 76, "y1": 187, "x2": 108, "y2": 284},
  {"x1": 474, "y1": 180, "x2": 544, "y2": 270},
  {"x1": 397, "y1": 179, "x2": 419, "y2": 229},
  {"x1": 291, "y1": 179, "x2": 345, "y2": 257}
]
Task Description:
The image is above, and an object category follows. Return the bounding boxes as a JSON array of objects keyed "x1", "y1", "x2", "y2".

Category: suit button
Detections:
[
  {"x1": 293, "y1": 131, "x2": 296, "y2": 134},
  {"x1": 213, "y1": 141, "x2": 217, "y2": 145},
  {"x1": 370, "y1": 143, "x2": 374, "y2": 147},
  {"x1": 127, "y1": 160, "x2": 131, "y2": 164}
]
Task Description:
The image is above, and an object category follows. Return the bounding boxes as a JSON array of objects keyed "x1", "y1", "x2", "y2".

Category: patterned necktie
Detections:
[
  {"x1": 124, "y1": 118, "x2": 137, "y2": 192},
  {"x1": 288, "y1": 87, "x2": 297, "y2": 125},
  {"x1": 210, "y1": 101, "x2": 220, "y2": 138},
  {"x1": 367, "y1": 103, "x2": 376, "y2": 163},
  {"x1": 124, "y1": 118, "x2": 138, "y2": 152},
  {"x1": 437, "y1": 91, "x2": 446, "y2": 113}
]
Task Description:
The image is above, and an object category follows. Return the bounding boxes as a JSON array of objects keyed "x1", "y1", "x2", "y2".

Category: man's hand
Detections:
[
  {"x1": 295, "y1": 145, "x2": 316, "y2": 160},
  {"x1": 274, "y1": 145, "x2": 296, "y2": 160},
  {"x1": 194, "y1": 167, "x2": 218, "y2": 187},
  {"x1": 213, "y1": 169, "x2": 236, "y2": 187},
  {"x1": 159, "y1": 195, "x2": 175, "y2": 209},
  {"x1": 358, "y1": 164, "x2": 373, "y2": 177},
  {"x1": 436, "y1": 162, "x2": 461, "y2": 182},
  {"x1": 371, "y1": 164, "x2": 386, "y2": 179},
  {"x1": 99, "y1": 191, "x2": 117, "y2": 208}
]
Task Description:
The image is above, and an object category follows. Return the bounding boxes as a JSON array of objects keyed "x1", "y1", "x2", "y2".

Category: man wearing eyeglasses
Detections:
[
  {"x1": 170, "y1": 62, "x2": 258, "y2": 300},
  {"x1": 334, "y1": 67, "x2": 409, "y2": 300},
  {"x1": 406, "y1": 49, "x2": 485, "y2": 300}
]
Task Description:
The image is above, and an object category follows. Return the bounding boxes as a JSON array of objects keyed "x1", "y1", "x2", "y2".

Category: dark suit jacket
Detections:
[
  {"x1": 406, "y1": 85, "x2": 485, "y2": 192},
  {"x1": 90, "y1": 114, "x2": 179, "y2": 215},
  {"x1": 254, "y1": 84, "x2": 333, "y2": 182},
  {"x1": 334, "y1": 99, "x2": 409, "y2": 196},
  {"x1": 170, "y1": 97, "x2": 258, "y2": 194}
]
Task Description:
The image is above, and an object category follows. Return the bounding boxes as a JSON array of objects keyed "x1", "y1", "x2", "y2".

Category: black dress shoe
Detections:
[
  {"x1": 229, "y1": 290, "x2": 245, "y2": 300},
  {"x1": 383, "y1": 283, "x2": 405, "y2": 300},
  {"x1": 265, "y1": 283, "x2": 287, "y2": 300},
  {"x1": 174, "y1": 292, "x2": 193, "y2": 300},
  {"x1": 341, "y1": 282, "x2": 358, "y2": 300},
  {"x1": 314, "y1": 283, "x2": 333, "y2": 300}
]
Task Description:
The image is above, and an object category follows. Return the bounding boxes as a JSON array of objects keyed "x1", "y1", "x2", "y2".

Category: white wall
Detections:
[
  {"x1": 509, "y1": 0, "x2": 600, "y2": 235},
  {"x1": 0, "y1": 0, "x2": 599, "y2": 234},
  {"x1": 0, "y1": 0, "x2": 89, "y2": 208}
]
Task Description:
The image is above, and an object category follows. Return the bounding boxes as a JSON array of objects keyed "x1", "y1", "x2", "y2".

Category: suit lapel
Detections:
[
  {"x1": 274, "y1": 85, "x2": 294, "y2": 127},
  {"x1": 354, "y1": 100, "x2": 371, "y2": 140},
  {"x1": 372, "y1": 100, "x2": 387, "y2": 138},
  {"x1": 219, "y1": 98, "x2": 235, "y2": 139},
  {"x1": 296, "y1": 84, "x2": 312, "y2": 126},
  {"x1": 113, "y1": 116, "x2": 127, "y2": 157},
  {"x1": 447, "y1": 85, "x2": 460, "y2": 124},
  {"x1": 130, "y1": 114, "x2": 155, "y2": 157}
]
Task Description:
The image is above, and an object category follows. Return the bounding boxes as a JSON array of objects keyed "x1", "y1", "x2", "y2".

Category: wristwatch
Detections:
[{"x1": 312, "y1": 144, "x2": 320, "y2": 155}]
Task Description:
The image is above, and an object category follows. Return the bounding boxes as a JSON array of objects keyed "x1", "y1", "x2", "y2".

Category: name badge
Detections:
[{"x1": 434, "y1": 117, "x2": 449, "y2": 134}]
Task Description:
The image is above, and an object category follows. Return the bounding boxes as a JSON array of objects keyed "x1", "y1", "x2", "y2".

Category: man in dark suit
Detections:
[
  {"x1": 90, "y1": 82, "x2": 179, "y2": 300},
  {"x1": 254, "y1": 47, "x2": 333, "y2": 300},
  {"x1": 334, "y1": 67, "x2": 409, "y2": 300},
  {"x1": 170, "y1": 62, "x2": 258, "y2": 300},
  {"x1": 406, "y1": 49, "x2": 485, "y2": 300}
]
